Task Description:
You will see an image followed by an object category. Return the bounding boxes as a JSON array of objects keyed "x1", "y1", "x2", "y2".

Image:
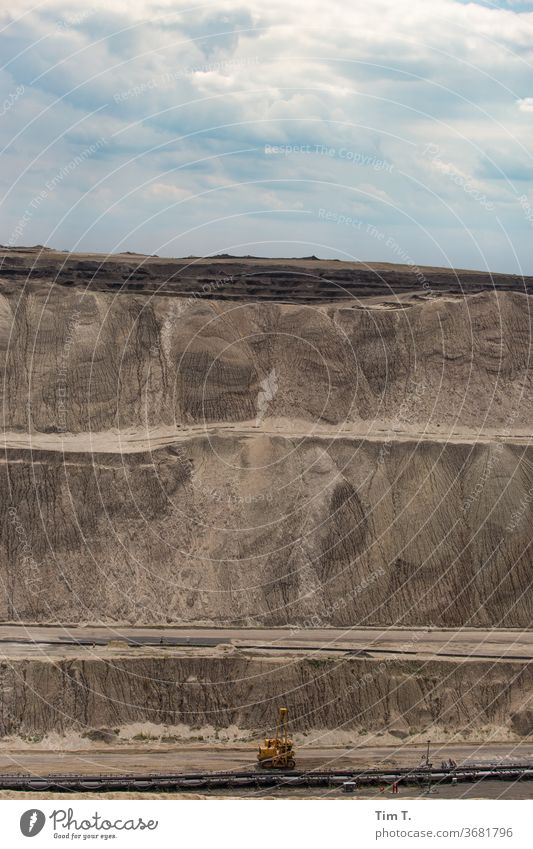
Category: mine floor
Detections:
[
  {"x1": 0, "y1": 742, "x2": 532, "y2": 777},
  {"x1": 0, "y1": 624, "x2": 531, "y2": 660}
]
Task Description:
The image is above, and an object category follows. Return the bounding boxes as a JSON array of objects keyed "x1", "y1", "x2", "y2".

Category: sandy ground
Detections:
[
  {"x1": 0, "y1": 625, "x2": 531, "y2": 661},
  {"x1": 0, "y1": 741, "x2": 531, "y2": 776},
  {"x1": 0, "y1": 249, "x2": 531, "y2": 803},
  {"x1": 1, "y1": 743, "x2": 532, "y2": 799},
  {"x1": 1, "y1": 422, "x2": 533, "y2": 455}
]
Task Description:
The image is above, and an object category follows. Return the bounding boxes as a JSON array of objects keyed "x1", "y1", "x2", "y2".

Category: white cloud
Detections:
[
  {"x1": 1, "y1": 0, "x2": 532, "y2": 271},
  {"x1": 144, "y1": 182, "x2": 190, "y2": 200}
]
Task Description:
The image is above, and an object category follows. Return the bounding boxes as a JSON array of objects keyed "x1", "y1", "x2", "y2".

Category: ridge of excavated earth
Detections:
[
  {"x1": 2, "y1": 261, "x2": 533, "y2": 434},
  {"x1": 0, "y1": 649, "x2": 531, "y2": 742},
  {"x1": 2, "y1": 246, "x2": 532, "y2": 302},
  {"x1": 0, "y1": 249, "x2": 532, "y2": 629},
  {"x1": 1, "y1": 429, "x2": 533, "y2": 627}
]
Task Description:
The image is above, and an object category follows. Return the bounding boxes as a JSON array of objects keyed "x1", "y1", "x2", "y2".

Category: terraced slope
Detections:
[
  {"x1": 1, "y1": 251, "x2": 533, "y2": 433},
  {"x1": 0, "y1": 650, "x2": 530, "y2": 741},
  {"x1": 0, "y1": 247, "x2": 531, "y2": 744},
  {"x1": 1, "y1": 433, "x2": 532, "y2": 627}
]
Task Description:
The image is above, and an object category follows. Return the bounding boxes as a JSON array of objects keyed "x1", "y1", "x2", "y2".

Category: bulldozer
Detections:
[{"x1": 257, "y1": 707, "x2": 295, "y2": 769}]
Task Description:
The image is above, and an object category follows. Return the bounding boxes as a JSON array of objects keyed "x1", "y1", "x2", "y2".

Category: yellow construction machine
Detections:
[{"x1": 257, "y1": 707, "x2": 295, "y2": 769}]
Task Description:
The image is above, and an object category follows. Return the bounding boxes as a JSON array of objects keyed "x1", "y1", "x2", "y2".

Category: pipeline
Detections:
[{"x1": 0, "y1": 764, "x2": 532, "y2": 792}]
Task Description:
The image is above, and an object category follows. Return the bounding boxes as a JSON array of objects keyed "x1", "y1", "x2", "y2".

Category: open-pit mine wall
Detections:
[
  {"x1": 0, "y1": 652, "x2": 530, "y2": 741},
  {"x1": 1, "y1": 250, "x2": 532, "y2": 629}
]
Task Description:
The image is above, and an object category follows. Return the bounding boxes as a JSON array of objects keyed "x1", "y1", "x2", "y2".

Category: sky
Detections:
[{"x1": 0, "y1": 0, "x2": 532, "y2": 272}]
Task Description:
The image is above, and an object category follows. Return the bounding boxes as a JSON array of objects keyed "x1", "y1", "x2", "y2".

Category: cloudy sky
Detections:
[{"x1": 1, "y1": 0, "x2": 532, "y2": 272}]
